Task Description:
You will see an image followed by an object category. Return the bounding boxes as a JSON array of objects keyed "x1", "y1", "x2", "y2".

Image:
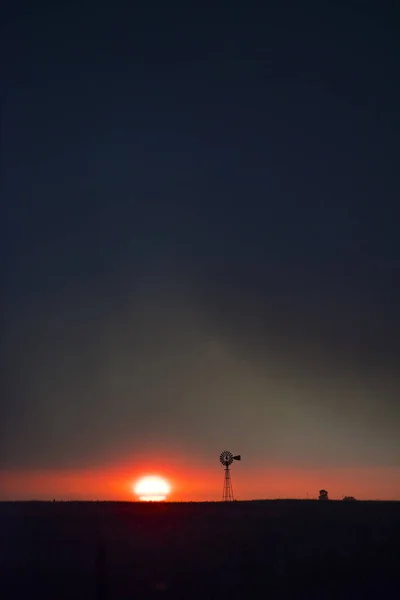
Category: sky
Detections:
[{"x1": 1, "y1": 0, "x2": 399, "y2": 501}]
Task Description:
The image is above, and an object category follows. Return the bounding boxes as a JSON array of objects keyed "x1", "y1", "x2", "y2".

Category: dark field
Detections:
[{"x1": 1, "y1": 500, "x2": 399, "y2": 599}]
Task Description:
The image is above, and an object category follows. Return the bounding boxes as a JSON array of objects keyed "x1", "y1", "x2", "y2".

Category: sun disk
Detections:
[{"x1": 133, "y1": 475, "x2": 171, "y2": 501}]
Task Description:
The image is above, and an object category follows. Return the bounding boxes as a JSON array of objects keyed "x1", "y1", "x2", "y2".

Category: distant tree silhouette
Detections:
[
  {"x1": 318, "y1": 489, "x2": 329, "y2": 500},
  {"x1": 343, "y1": 496, "x2": 357, "y2": 501}
]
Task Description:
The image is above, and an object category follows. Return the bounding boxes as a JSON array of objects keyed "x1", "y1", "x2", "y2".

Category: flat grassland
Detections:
[{"x1": 1, "y1": 500, "x2": 399, "y2": 599}]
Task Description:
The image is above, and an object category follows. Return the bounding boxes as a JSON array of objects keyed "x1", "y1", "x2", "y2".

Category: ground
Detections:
[{"x1": 1, "y1": 500, "x2": 399, "y2": 599}]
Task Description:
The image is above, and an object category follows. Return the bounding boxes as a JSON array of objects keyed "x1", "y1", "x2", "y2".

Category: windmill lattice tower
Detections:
[{"x1": 220, "y1": 450, "x2": 241, "y2": 501}]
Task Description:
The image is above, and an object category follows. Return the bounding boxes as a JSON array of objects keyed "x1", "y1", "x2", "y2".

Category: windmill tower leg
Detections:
[{"x1": 223, "y1": 466, "x2": 234, "y2": 501}]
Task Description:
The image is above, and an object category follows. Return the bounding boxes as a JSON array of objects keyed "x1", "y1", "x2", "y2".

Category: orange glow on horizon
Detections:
[{"x1": 0, "y1": 462, "x2": 399, "y2": 502}]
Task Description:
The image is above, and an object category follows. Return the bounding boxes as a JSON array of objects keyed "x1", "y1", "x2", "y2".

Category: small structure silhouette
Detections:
[
  {"x1": 343, "y1": 496, "x2": 357, "y2": 501},
  {"x1": 318, "y1": 489, "x2": 329, "y2": 501},
  {"x1": 220, "y1": 450, "x2": 241, "y2": 501}
]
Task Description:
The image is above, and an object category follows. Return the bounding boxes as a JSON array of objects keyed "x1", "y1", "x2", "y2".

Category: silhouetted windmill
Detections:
[{"x1": 220, "y1": 450, "x2": 241, "y2": 501}]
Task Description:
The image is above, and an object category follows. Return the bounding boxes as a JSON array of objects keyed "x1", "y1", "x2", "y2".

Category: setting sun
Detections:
[{"x1": 133, "y1": 475, "x2": 171, "y2": 501}]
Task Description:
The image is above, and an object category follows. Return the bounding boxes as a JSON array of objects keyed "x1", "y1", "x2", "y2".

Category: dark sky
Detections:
[{"x1": 1, "y1": 1, "x2": 399, "y2": 491}]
